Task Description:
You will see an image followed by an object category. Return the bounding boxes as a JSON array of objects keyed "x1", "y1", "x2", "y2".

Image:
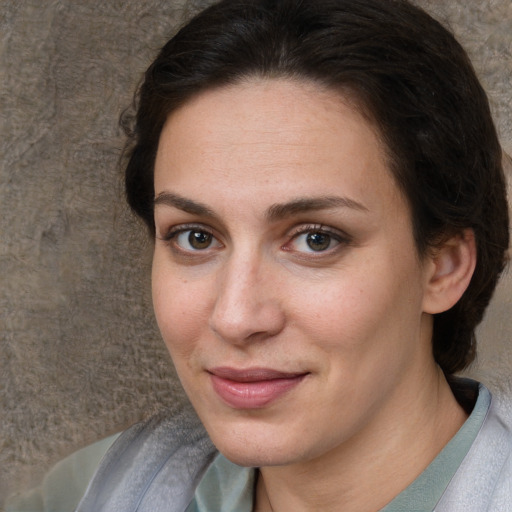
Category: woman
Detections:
[{"x1": 76, "y1": 0, "x2": 511, "y2": 510}]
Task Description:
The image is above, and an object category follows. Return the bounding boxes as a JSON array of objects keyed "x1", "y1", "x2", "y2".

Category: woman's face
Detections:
[{"x1": 152, "y1": 79, "x2": 437, "y2": 467}]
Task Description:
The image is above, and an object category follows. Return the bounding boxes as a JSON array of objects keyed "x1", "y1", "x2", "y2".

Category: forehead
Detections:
[{"x1": 154, "y1": 78, "x2": 405, "y2": 220}]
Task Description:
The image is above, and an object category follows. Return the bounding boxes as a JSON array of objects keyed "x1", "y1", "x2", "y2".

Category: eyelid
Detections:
[
  {"x1": 284, "y1": 223, "x2": 352, "y2": 254},
  {"x1": 287, "y1": 223, "x2": 350, "y2": 242},
  {"x1": 158, "y1": 223, "x2": 223, "y2": 254},
  {"x1": 159, "y1": 223, "x2": 214, "y2": 241},
  {"x1": 156, "y1": 221, "x2": 351, "y2": 258}
]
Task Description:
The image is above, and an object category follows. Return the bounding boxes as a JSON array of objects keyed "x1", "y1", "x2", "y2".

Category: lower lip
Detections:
[{"x1": 210, "y1": 374, "x2": 307, "y2": 409}]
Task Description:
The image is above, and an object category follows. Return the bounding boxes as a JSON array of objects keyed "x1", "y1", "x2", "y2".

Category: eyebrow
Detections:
[
  {"x1": 154, "y1": 191, "x2": 368, "y2": 220},
  {"x1": 154, "y1": 192, "x2": 217, "y2": 218},
  {"x1": 266, "y1": 196, "x2": 368, "y2": 221}
]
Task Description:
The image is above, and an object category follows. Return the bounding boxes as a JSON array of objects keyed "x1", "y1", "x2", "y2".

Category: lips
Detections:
[{"x1": 208, "y1": 367, "x2": 308, "y2": 409}]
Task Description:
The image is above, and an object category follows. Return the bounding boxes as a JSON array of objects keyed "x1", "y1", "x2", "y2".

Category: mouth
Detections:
[{"x1": 207, "y1": 367, "x2": 309, "y2": 409}]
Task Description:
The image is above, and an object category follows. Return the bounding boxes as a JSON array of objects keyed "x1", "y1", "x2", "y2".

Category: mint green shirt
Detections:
[{"x1": 187, "y1": 386, "x2": 490, "y2": 512}]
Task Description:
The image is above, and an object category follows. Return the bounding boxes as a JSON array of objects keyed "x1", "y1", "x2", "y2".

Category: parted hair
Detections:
[{"x1": 123, "y1": 0, "x2": 509, "y2": 374}]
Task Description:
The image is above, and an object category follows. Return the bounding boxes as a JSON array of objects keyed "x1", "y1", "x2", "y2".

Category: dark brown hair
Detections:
[{"x1": 123, "y1": 0, "x2": 509, "y2": 374}]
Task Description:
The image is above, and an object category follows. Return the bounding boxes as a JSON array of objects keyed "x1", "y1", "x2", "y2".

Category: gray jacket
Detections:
[{"x1": 76, "y1": 386, "x2": 512, "y2": 512}]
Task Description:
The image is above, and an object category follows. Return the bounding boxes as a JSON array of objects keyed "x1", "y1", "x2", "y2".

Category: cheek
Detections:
[
  {"x1": 293, "y1": 257, "x2": 424, "y2": 357},
  {"x1": 152, "y1": 264, "x2": 210, "y2": 363}
]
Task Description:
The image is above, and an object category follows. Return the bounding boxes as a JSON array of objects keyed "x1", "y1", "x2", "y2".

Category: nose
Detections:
[{"x1": 209, "y1": 253, "x2": 286, "y2": 345}]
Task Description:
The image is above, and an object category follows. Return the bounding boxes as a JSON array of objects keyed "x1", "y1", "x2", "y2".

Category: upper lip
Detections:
[{"x1": 208, "y1": 366, "x2": 308, "y2": 382}]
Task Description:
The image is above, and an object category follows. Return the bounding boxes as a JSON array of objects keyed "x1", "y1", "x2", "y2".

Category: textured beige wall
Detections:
[{"x1": 1, "y1": 0, "x2": 510, "y2": 502}]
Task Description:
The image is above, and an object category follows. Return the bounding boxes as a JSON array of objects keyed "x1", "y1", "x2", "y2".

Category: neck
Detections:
[{"x1": 254, "y1": 365, "x2": 467, "y2": 512}]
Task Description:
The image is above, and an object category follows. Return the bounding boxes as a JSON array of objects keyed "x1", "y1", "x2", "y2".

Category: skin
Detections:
[{"x1": 152, "y1": 79, "x2": 474, "y2": 511}]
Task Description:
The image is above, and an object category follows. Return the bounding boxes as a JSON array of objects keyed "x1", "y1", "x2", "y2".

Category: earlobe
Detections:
[{"x1": 422, "y1": 229, "x2": 477, "y2": 314}]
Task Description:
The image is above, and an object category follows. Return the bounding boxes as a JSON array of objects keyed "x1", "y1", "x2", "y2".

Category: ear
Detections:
[{"x1": 422, "y1": 229, "x2": 477, "y2": 314}]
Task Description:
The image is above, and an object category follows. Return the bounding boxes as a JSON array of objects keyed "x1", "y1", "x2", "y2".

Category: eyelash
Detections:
[
  {"x1": 159, "y1": 223, "x2": 351, "y2": 257},
  {"x1": 160, "y1": 224, "x2": 221, "y2": 251},
  {"x1": 285, "y1": 224, "x2": 351, "y2": 255}
]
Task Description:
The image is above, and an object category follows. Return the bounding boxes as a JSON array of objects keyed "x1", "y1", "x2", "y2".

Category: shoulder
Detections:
[
  {"x1": 77, "y1": 405, "x2": 217, "y2": 512},
  {"x1": 436, "y1": 383, "x2": 512, "y2": 511},
  {"x1": 5, "y1": 434, "x2": 120, "y2": 512}
]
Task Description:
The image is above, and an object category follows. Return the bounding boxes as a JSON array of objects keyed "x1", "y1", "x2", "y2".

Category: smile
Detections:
[{"x1": 208, "y1": 367, "x2": 309, "y2": 409}]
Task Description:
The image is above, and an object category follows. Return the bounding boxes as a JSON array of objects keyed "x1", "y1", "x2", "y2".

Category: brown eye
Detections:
[
  {"x1": 189, "y1": 230, "x2": 212, "y2": 249},
  {"x1": 173, "y1": 228, "x2": 222, "y2": 251},
  {"x1": 306, "y1": 232, "x2": 331, "y2": 251},
  {"x1": 289, "y1": 230, "x2": 340, "y2": 253}
]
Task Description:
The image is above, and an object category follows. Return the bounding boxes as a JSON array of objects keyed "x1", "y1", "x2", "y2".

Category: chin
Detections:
[
  {"x1": 205, "y1": 419, "x2": 310, "y2": 468},
  {"x1": 218, "y1": 443, "x2": 295, "y2": 468}
]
